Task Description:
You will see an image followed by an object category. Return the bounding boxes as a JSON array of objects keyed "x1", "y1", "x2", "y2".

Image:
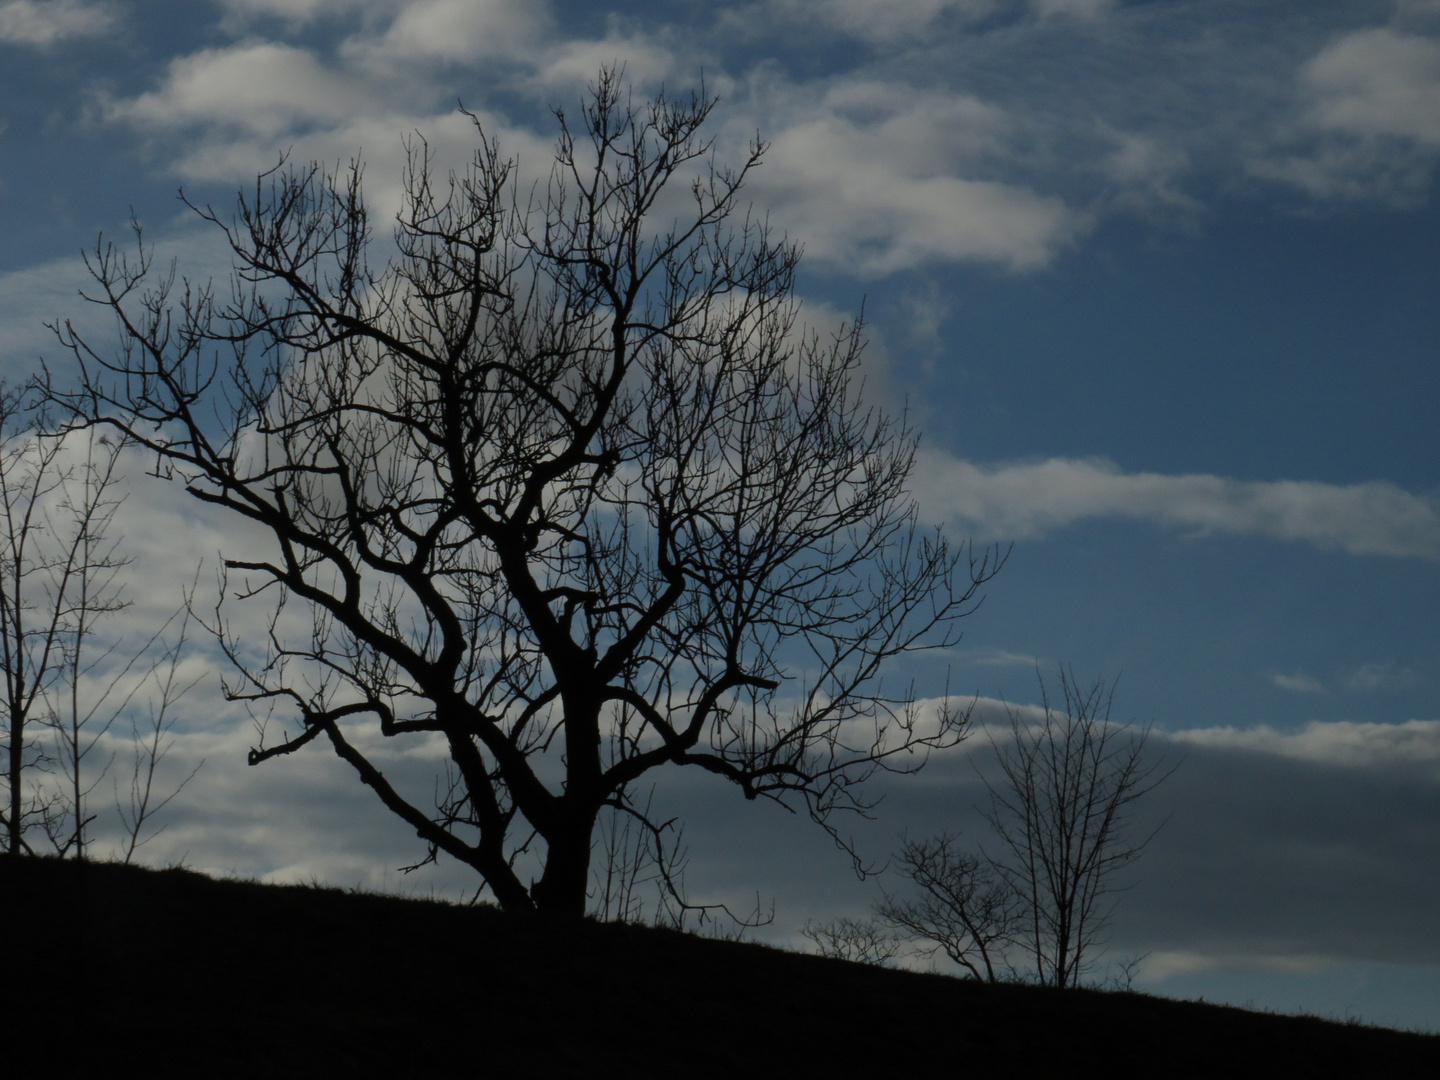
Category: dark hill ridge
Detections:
[{"x1": 6, "y1": 857, "x2": 1436, "y2": 1078}]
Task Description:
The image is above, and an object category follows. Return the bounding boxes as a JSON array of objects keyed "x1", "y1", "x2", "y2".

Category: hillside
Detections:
[{"x1": 6, "y1": 857, "x2": 1436, "y2": 1078}]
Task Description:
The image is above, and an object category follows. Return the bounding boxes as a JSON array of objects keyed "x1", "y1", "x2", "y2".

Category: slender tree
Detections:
[
  {"x1": 47, "y1": 428, "x2": 131, "y2": 860},
  {"x1": 0, "y1": 390, "x2": 196, "y2": 861},
  {"x1": 50, "y1": 70, "x2": 1001, "y2": 915},
  {"x1": 0, "y1": 391, "x2": 131, "y2": 856},
  {"x1": 114, "y1": 598, "x2": 205, "y2": 865},
  {"x1": 984, "y1": 669, "x2": 1171, "y2": 988},
  {"x1": 0, "y1": 386, "x2": 66, "y2": 856}
]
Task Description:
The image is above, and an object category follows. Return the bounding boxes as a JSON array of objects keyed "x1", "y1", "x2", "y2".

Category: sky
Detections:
[{"x1": 2, "y1": 0, "x2": 1438, "y2": 1033}]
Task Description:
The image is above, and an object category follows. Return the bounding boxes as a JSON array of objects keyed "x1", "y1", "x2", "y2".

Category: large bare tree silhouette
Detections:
[{"x1": 51, "y1": 70, "x2": 1000, "y2": 916}]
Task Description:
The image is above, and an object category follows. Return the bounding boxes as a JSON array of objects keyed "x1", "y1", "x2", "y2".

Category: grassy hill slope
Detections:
[{"x1": 6, "y1": 857, "x2": 1436, "y2": 1078}]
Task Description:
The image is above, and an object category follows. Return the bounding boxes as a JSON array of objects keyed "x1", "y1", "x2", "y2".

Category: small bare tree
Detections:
[
  {"x1": 114, "y1": 603, "x2": 204, "y2": 865},
  {"x1": 874, "y1": 832, "x2": 1018, "y2": 982},
  {"x1": 984, "y1": 669, "x2": 1172, "y2": 988},
  {"x1": 50, "y1": 69, "x2": 1001, "y2": 916},
  {"x1": 801, "y1": 916, "x2": 901, "y2": 967}
]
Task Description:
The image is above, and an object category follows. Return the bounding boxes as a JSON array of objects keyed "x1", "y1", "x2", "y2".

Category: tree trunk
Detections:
[
  {"x1": 531, "y1": 814, "x2": 597, "y2": 918},
  {"x1": 6, "y1": 698, "x2": 22, "y2": 856}
]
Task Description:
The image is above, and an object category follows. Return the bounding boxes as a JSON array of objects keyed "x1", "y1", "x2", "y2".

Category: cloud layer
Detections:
[
  {"x1": 46, "y1": 1, "x2": 1438, "y2": 280},
  {"x1": 912, "y1": 452, "x2": 1440, "y2": 559}
]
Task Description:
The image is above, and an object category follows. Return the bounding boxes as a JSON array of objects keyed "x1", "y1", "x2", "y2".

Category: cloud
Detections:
[
  {"x1": 1269, "y1": 672, "x2": 1326, "y2": 695},
  {"x1": 1110, "y1": 721, "x2": 1440, "y2": 970},
  {"x1": 0, "y1": 0, "x2": 117, "y2": 45},
  {"x1": 1, "y1": 223, "x2": 248, "y2": 385},
  {"x1": 759, "y1": 0, "x2": 992, "y2": 45},
  {"x1": 105, "y1": 42, "x2": 381, "y2": 139},
  {"x1": 0, "y1": 255, "x2": 96, "y2": 383},
  {"x1": 344, "y1": 0, "x2": 551, "y2": 66},
  {"x1": 1304, "y1": 26, "x2": 1440, "y2": 146},
  {"x1": 533, "y1": 31, "x2": 681, "y2": 95},
  {"x1": 215, "y1": 0, "x2": 377, "y2": 20},
  {"x1": 813, "y1": 711, "x2": 1440, "y2": 974},
  {"x1": 1168, "y1": 718, "x2": 1440, "y2": 775},
  {"x1": 1140, "y1": 950, "x2": 1337, "y2": 981},
  {"x1": 90, "y1": 11, "x2": 665, "y2": 216},
  {"x1": 1031, "y1": 0, "x2": 1114, "y2": 18},
  {"x1": 1346, "y1": 661, "x2": 1423, "y2": 693},
  {"x1": 745, "y1": 80, "x2": 1083, "y2": 273},
  {"x1": 957, "y1": 648, "x2": 1042, "y2": 668},
  {"x1": 910, "y1": 451, "x2": 1440, "y2": 559},
  {"x1": 103, "y1": 43, "x2": 1085, "y2": 276},
  {"x1": 1255, "y1": 22, "x2": 1440, "y2": 203},
  {"x1": 754, "y1": 0, "x2": 1114, "y2": 46}
]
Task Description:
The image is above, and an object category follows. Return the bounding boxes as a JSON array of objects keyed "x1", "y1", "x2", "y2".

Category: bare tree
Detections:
[
  {"x1": 874, "y1": 832, "x2": 1018, "y2": 982},
  {"x1": 0, "y1": 387, "x2": 201, "y2": 861},
  {"x1": 0, "y1": 386, "x2": 69, "y2": 856},
  {"x1": 983, "y1": 668, "x2": 1172, "y2": 988},
  {"x1": 801, "y1": 916, "x2": 900, "y2": 966},
  {"x1": 46, "y1": 428, "x2": 132, "y2": 860},
  {"x1": 0, "y1": 389, "x2": 132, "y2": 857},
  {"x1": 588, "y1": 784, "x2": 685, "y2": 924},
  {"x1": 49, "y1": 70, "x2": 1001, "y2": 916},
  {"x1": 114, "y1": 602, "x2": 205, "y2": 865}
]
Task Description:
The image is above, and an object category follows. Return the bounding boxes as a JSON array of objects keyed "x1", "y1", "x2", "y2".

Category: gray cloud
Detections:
[
  {"x1": 1347, "y1": 661, "x2": 1424, "y2": 692},
  {"x1": 0, "y1": 0, "x2": 117, "y2": 46},
  {"x1": 1116, "y1": 729, "x2": 1440, "y2": 970}
]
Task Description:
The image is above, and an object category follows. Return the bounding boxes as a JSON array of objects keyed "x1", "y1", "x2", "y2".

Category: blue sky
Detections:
[{"x1": 2, "y1": 0, "x2": 1438, "y2": 1032}]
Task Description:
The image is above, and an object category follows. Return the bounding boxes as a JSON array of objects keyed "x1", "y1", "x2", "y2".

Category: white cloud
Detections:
[
  {"x1": 1168, "y1": 718, "x2": 1440, "y2": 773},
  {"x1": 90, "y1": 9, "x2": 657, "y2": 212},
  {"x1": 1255, "y1": 23, "x2": 1440, "y2": 203},
  {"x1": 95, "y1": 15, "x2": 1089, "y2": 279},
  {"x1": 1304, "y1": 26, "x2": 1440, "y2": 146},
  {"x1": 748, "y1": 81, "x2": 1082, "y2": 273},
  {"x1": 957, "y1": 647, "x2": 1041, "y2": 668},
  {"x1": 106, "y1": 42, "x2": 379, "y2": 139},
  {"x1": 1250, "y1": 140, "x2": 1436, "y2": 203},
  {"x1": 911, "y1": 451, "x2": 1440, "y2": 559},
  {"x1": 534, "y1": 31, "x2": 680, "y2": 95},
  {"x1": 0, "y1": 0, "x2": 117, "y2": 45},
  {"x1": 1270, "y1": 672, "x2": 1326, "y2": 695},
  {"x1": 215, "y1": 0, "x2": 377, "y2": 20},
  {"x1": 345, "y1": 0, "x2": 551, "y2": 65}
]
